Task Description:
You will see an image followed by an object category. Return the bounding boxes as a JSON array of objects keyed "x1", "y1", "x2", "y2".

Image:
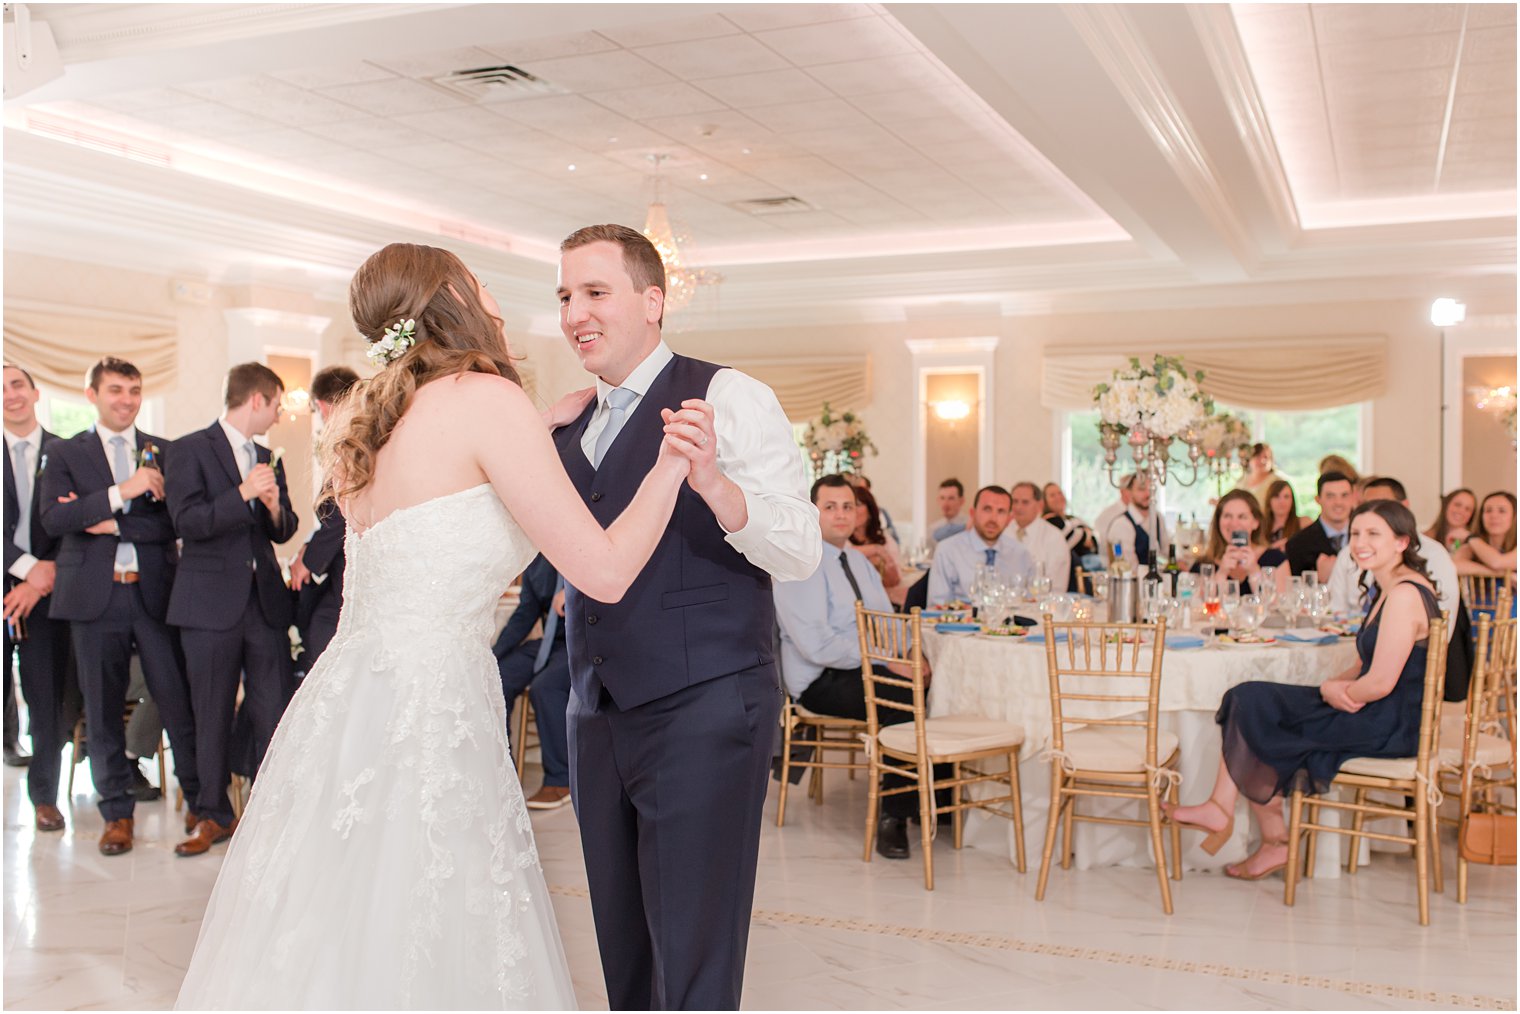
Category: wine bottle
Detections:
[{"x1": 1165, "y1": 544, "x2": 1181, "y2": 596}]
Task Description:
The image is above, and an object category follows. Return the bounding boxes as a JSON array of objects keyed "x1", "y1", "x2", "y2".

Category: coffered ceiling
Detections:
[{"x1": 3, "y1": 3, "x2": 1514, "y2": 329}]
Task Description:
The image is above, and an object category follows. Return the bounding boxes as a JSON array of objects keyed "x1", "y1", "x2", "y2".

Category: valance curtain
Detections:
[
  {"x1": 3, "y1": 301, "x2": 178, "y2": 392},
  {"x1": 726, "y1": 356, "x2": 872, "y2": 421},
  {"x1": 1040, "y1": 335, "x2": 1388, "y2": 412}
]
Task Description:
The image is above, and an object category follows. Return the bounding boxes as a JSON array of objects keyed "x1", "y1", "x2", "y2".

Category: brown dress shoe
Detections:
[
  {"x1": 184, "y1": 809, "x2": 200, "y2": 835},
  {"x1": 526, "y1": 785, "x2": 571, "y2": 810},
  {"x1": 34, "y1": 804, "x2": 65, "y2": 832},
  {"x1": 99, "y1": 818, "x2": 134, "y2": 855},
  {"x1": 175, "y1": 817, "x2": 236, "y2": 857}
]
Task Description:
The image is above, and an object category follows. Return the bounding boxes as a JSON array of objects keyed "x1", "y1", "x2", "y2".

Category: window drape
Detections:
[
  {"x1": 1040, "y1": 335, "x2": 1387, "y2": 411},
  {"x1": 3, "y1": 301, "x2": 178, "y2": 392},
  {"x1": 725, "y1": 356, "x2": 872, "y2": 421}
]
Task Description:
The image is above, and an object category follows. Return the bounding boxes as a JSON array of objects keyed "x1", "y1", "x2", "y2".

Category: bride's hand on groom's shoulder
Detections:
[{"x1": 542, "y1": 387, "x2": 596, "y2": 430}]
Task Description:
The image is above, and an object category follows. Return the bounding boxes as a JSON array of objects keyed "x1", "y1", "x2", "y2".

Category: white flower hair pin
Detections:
[{"x1": 367, "y1": 318, "x2": 417, "y2": 366}]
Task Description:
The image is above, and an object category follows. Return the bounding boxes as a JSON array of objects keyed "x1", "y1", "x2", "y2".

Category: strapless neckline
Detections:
[{"x1": 350, "y1": 482, "x2": 494, "y2": 540}]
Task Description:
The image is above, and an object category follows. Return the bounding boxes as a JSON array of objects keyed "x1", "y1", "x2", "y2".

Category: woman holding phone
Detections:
[{"x1": 1191, "y1": 489, "x2": 1290, "y2": 597}]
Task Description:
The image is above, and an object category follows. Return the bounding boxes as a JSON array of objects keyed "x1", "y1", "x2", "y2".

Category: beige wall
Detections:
[{"x1": 1462, "y1": 354, "x2": 1519, "y2": 499}]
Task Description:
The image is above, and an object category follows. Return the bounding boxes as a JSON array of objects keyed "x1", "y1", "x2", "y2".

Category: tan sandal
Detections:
[
  {"x1": 1163, "y1": 798, "x2": 1235, "y2": 855},
  {"x1": 1225, "y1": 839, "x2": 1289, "y2": 881}
]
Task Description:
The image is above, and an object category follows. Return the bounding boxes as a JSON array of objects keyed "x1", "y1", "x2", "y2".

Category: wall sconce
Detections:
[
  {"x1": 931, "y1": 399, "x2": 972, "y2": 422},
  {"x1": 1430, "y1": 298, "x2": 1467, "y2": 327}
]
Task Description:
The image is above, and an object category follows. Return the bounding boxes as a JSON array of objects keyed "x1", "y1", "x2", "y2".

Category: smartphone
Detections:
[{"x1": 1230, "y1": 531, "x2": 1249, "y2": 548}]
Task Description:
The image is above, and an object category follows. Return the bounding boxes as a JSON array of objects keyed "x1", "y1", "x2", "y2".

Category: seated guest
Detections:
[
  {"x1": 931, "y1": 478, "x2": 968, "y2": 543},
  {"x1": 1264, "y1": 478, "x2": 1304, "y2": 552},
  {"x1": 1318, "y1": 453, "x2": 1361, "y2": 489},
  {"x1": 1236, "y1": 443, "x2": 1284, "y2": 509},
  {"x1": 928, "y1": 485, "x2": 1034, "y2": 605},
  {"x1": 773, "y1": 474, "x2": 936, "y2": 860},
  {"x1": 846, "y1": 473, "x2": 898, "y2": 545},
  {"x1": 1093, "y1": 478, "x2": 1133, "y2": 559},
  {"x1": 1425, "y1": 487, "x2": 1477, "y2": 553},
  {"x1": 1007, "y1": 481, "x2": 1070, "y2": 590},
  {"x1": 850, "y1": 483, "x2": 905, "y2": 607},
  {"x1": 1453, "y1": 491, "x2": 1517, "y2": 576},
  {"x1": 1326, "y1": 476, "x2": 1458, "y2": 621},
  {"x1": 1191, "y1": 490, "x2": 1289, "y2": 597},
  {"x1": 289, "y1": 365, "x2": 361, "y2": 678},
  {"x1": 491, "y1": 555, "x2": 572, "y2": 810},
  {"x1": 1166, "y1": 500, "x2": 1441, "y2": 880},
  {"x1": 1042, "y1": 482, "x2": 1099, "y2": 589},
  {"x1": 167, "y1": 362, "x2": 299, "y2": 857},
  {"x1": 1284, "y1": 471, "x2": 1355, "y2": 582},
  {"x1": 1102, "y1": 472, "x2": 1169, "y2": 567}
]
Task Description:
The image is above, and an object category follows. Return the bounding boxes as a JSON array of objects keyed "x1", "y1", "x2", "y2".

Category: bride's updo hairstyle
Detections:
[{"x1": 321, "y1": 242, "x2": 522, "y2": 504}]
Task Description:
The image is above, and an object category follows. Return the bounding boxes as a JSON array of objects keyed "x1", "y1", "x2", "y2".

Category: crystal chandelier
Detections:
[{"x1": 641, "y1": 155, "x2": 720, "y2": 313}]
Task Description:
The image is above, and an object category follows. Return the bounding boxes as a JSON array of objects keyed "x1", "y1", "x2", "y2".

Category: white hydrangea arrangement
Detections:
[
  {"x1": 1093, "y1": 355, "x2": 1213, "y2": 441},
  {"x1": 802, "y1": 402, "x2": 875, "y2": 475},
  {"x1": 1197, "y1": 411, "x2": 1251, "y2": 461}
]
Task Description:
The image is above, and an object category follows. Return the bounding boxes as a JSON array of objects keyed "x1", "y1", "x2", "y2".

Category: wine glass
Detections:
[
  {"x1": 1237, "y1": 594, "x2": 1265, "y2": 636},
  {"x1": 1309, "y1": 586, "x2": 1333, "y2": 627},
  {"x1": 1088, "y1": 572, "x2": 1109, "y2": 603},
  {"x1": 1049, "y1": 593, "x2": 1074, "y2": 621},
  {"x1": 1280, "y1": 581, "x2": 1308, "y2": 629}
]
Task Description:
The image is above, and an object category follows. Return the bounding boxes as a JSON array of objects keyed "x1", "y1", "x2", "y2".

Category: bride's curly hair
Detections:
[{"x1": 320, "y1": 243, "x2": 522, "y2": 505}]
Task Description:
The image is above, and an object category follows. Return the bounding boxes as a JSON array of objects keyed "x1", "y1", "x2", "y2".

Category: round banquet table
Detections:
[{"x1": 920, "y1": 629, "x2": 1362, "y2": 876}]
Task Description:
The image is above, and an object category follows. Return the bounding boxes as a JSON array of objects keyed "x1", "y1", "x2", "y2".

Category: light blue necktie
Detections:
[
  {"x1": 592, "y1": 388, "x2": 637, "y2": 469},
  {"x1": 12, "y1": 440, "x2": 31, "y2": 554},
  {"x1": 984, "y1": 548, "x2": 997, "y2": 567},
  {"x1": 109, "y1": 436, "x2": 134, "y2": 568},
  {"x1": 533, "y1": 574, "x2": 565, "y2": 674},
  {"x1": 244, "y1": 440, "x2": 258, "y2": 513}
]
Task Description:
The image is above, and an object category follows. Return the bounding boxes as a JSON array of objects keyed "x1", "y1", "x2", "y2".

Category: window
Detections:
[
  {"x1": 1063, "y1": 403, "x2": 1367, "y2": 527},
  {"x1": 44, "y1": 391, "x2": 95, "y2": 438}
]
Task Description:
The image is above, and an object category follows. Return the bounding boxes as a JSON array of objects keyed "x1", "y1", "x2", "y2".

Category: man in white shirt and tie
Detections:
[
  {"x1": 1008, "y1": 481, "x2": 1072, "y2": 589},
  {"x1": 927, "y1": 485, "x2": 1035, "y2": 606}
]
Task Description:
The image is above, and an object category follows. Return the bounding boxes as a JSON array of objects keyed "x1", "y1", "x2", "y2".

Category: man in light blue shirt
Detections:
[
  {"x1": 931, "y1": 477, "x2": 968, "y2": 543},
  {"x1": 927, "y1": 485, "x2": 1034, "y2": 606}
]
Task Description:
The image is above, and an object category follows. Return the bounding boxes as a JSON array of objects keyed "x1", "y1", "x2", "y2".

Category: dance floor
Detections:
[{"x1": 3, "y1": 757, "x2": 1515, "y2": 1010}]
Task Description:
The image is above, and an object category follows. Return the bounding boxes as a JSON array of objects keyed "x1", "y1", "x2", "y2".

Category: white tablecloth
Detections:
[{"x1": 920, "y1": 630, "x2": 1360, "y2": 874}]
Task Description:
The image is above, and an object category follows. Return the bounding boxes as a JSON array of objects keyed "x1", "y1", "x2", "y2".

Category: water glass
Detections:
[
  {"x1": 1088, "y1": 572, "x2": 1109, "y2": 602},
  {"x1": 1049, "y1": 593, "x2": 1075, "y2": 621},
  {"x1": 1237, "y1": 594, "x2": 1265, "y2": 634}
]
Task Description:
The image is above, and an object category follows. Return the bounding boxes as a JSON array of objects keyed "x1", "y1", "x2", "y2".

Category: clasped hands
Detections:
[
  {"x1": 239, "y1": 464, "x2": 281, "y2": 512},
  {"x1": 1319, "y1": 678, "x2": 1364, "y2": 713},
  {"x1": 543, "y1": 388, "x2": 719, "y2": 491}
]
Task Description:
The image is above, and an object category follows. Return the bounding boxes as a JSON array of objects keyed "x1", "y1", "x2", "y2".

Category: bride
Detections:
[{"x1": 175, "y1": 243, "x2": 700, "y2": 1010}]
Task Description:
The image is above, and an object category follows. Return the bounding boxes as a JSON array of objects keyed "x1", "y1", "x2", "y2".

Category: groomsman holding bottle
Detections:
[
  {"x1": 3, "y1": 364, "x2": 73, "y2": 832},
  {"x1": 167, "y1": 363, "x2": 298, "y2": 857},
  {"x1": 39, "y1": 357, "x2": 202, "y2": 855},
  {"x1": 288, "y1": 365, "x2": 359, "y2": 678}
]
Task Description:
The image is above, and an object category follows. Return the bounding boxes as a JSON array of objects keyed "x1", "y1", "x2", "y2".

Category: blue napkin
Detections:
[
  {"x1": 1278, "y1": 630, "x2": 1339, "y2": 646},
  {"x1": 1164, "y1": 634, "x2": 1206, "y2": 650},
  {"x1": 1023, "y1": 631, "x2": 1068, "y2": 644},
  {"x1": 934, "y1": 622, "x2": 980, "y2": 633}
]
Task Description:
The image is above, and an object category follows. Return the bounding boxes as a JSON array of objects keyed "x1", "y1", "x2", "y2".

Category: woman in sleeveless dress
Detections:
[
  {"x1": 175, "y1": 243, "x2": 712, "y2": 1009},
  {"x1": 1165, "y1": 500, "x2": 1442, "y2": 881}
]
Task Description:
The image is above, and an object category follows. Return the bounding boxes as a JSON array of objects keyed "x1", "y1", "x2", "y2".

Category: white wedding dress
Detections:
[{"x1": 176, "y1": 484, "x2": 576, "y2": 1010}]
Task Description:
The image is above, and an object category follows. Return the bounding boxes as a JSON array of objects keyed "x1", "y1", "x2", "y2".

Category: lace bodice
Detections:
[{"x1": 342, "y1": 483, "x2": 539, "y2": 646}]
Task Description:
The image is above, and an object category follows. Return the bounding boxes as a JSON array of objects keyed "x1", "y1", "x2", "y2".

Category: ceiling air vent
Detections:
[
  {"x1": 731, "y1": 196, "x2": 815, "y2": 216},
  {"x1": 430, "y1": 64, "x2": 564, "y2": 101}
]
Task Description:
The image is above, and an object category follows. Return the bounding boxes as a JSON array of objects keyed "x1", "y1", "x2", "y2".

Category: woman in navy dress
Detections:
[{"x1": 1166, "y1": 500, "x2": 1442, "y2": 879}]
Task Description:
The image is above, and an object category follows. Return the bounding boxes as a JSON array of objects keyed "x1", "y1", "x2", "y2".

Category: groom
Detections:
[{"x1": 554, "y1": 224, "x2": 820, "y2": 1010}]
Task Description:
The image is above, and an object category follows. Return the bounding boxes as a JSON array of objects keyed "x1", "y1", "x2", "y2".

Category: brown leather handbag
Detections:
[{"x1": 1460, "y1": 813, "x2": 1518, "y2": 865}]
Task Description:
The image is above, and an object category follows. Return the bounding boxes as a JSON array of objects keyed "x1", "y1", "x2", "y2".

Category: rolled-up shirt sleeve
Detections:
[{"x1": 707, "y1": 369, "x2": 821, "y2": 582}]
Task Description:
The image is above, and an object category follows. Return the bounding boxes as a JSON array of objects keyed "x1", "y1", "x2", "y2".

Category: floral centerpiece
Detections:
[
  {"x1": 1092, "y1": 355, "x2": 1215, "y2": 487},
  {"x1": 1197, "y1": 411, "x2": 1252, "y2": 465},
  {"x1": 802, "y1": 402, "x2": 876, "y2": 478}
]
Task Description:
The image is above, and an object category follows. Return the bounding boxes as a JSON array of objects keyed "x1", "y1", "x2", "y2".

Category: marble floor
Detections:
[{"x1": 3, "y1": 755, "x2": 1515, "y2": 1011}]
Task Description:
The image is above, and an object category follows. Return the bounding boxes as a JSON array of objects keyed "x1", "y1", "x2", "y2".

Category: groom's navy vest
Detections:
[{"x1": 554, "y1": 354, "x2": 776, "y2": 710}]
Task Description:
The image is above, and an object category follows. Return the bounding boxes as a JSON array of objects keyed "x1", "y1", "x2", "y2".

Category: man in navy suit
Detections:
[
  {"x1": 554, "y1": 225, "x2": 820, "y2": 1010},
  {"x1": 492, "y1": 554, "x2": 573, "y2": 809},
  {"x1": 166, "y1": 362, "x2": 298, "y2": 857},
  {"x1": 3, "y1": 364, "x2": 75, "y2": 832},
  {"x1": 289, "y1": 365, "x2": 359, "y2": 678},
  {"x1": 38, "y1": 357, "x2": 201, "y2": 855}
]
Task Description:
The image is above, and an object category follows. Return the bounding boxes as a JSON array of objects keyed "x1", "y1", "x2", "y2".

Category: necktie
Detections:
[
  {"x1": 985, "y1": 548, "x2": 997, "y2": 567},
  {"x1": 1330, "y1": 532, "x2": 1345, "y2": 552},
  {"x1": 244, "y1": 441, "x2": 258, "y2": 514},
  {"x1": 533, "y1": 574, "x2": 565, "y2": 674},
  {"x1": 838, "y1": 551, "x2": 864, "y2": 602},
  {"x1": 12, "y1": 440, "x2": 31, "y2": 554},
  {"x1": 592, "y1": 388, "x2": 638, "y2": 469},
  {"x1": 109, "y1": 436, "x2": 134, "y2": 568},
  {"x1": 1016, "y1": 526, "x2": 1027, "y2": 541}
]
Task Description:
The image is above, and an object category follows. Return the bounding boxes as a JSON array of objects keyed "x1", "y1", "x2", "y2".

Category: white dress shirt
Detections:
[
  {"x1": 578, "y1": 341, "x2": 820, "y2": 582},
  {"x1": 1012, "y1": 517, "x2": 1071, "y2": 586},
  {"x1": 5, "y1": 425, "x2": 42, "y2": 581},
  {"x1": 1104, "y1": 506, "x2": 1170, "y2": 568},
  {"x1": 774, "y1": 542, "x2": 892, "y2": 699},
  {"x1": 1327, "y1": 533, "x2": 1459, "y2": 636},
  {"x1": 218, "y1": 418, "x2": 256, "y2": 481},
  {"x1": 97, "y1": 423, "x2": 140, "y2": 574},
  {"x1": 927, "y1": 527, "x2": 1035, "y2": 606},
  {"x1": 1093, "y1": 500, "x2": 1127, "y2": 555}
]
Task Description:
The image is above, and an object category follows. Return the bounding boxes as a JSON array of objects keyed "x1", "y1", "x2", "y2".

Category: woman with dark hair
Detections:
[
  {"x1": 1454, "y1": 491, "x2": 1518, "y2": 576},
  {"x1": 1165, "y1": 500, "x2": 1441, "y2": 880},
  {"x1": 1426, "y1": 487, "x2": 1477, "y2": 553},
  {"x1": 1264, "y1": 478, "x2": 1304, "y2": 550},
  {"x1": 1191, "y1": 489, "x2": 1289, "y2": 597},
  {"x1": 176, "y1": 243, "x2": 708, "y2": 1008},
  {"x1": 850, "y1": 482, "x2": 904, "y2": 603}
]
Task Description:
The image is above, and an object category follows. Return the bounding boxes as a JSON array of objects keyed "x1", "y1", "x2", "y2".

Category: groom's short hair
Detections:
[{"x1": 560, "y1": 224, "x2": 667, "y2": 325}]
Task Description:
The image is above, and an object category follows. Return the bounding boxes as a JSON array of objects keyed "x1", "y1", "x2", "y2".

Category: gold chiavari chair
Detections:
[
  {"x1": 775, "y1": 694, "x2": 868, "y2": 827},
  {"x1": 1440, "y1": 613, "x2": 1517, "y2": 902},
  {"x1": 67, "y1": 700, "x2": 167, "y2": 800},
  {"x1": 1460, "y1": 572, "x2": 1515, "y2": 615},
  {"x1": 1035, "y1": 616, "x2": 1181, "y2": 914},
  {"x1": 1285, "y1": 615, "x2": 1450, "y2": 925},
  {"x1": 856, "y1": 604, "x2": 1026, "y2": 891},
  {"x1": 511, "y1": 695, "x2": 540, "y2": 782}
]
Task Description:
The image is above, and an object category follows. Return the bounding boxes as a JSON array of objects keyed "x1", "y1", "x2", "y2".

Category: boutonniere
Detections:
[{"x1": 270, "y1": 447, "x2": 286, "y2": 471}]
